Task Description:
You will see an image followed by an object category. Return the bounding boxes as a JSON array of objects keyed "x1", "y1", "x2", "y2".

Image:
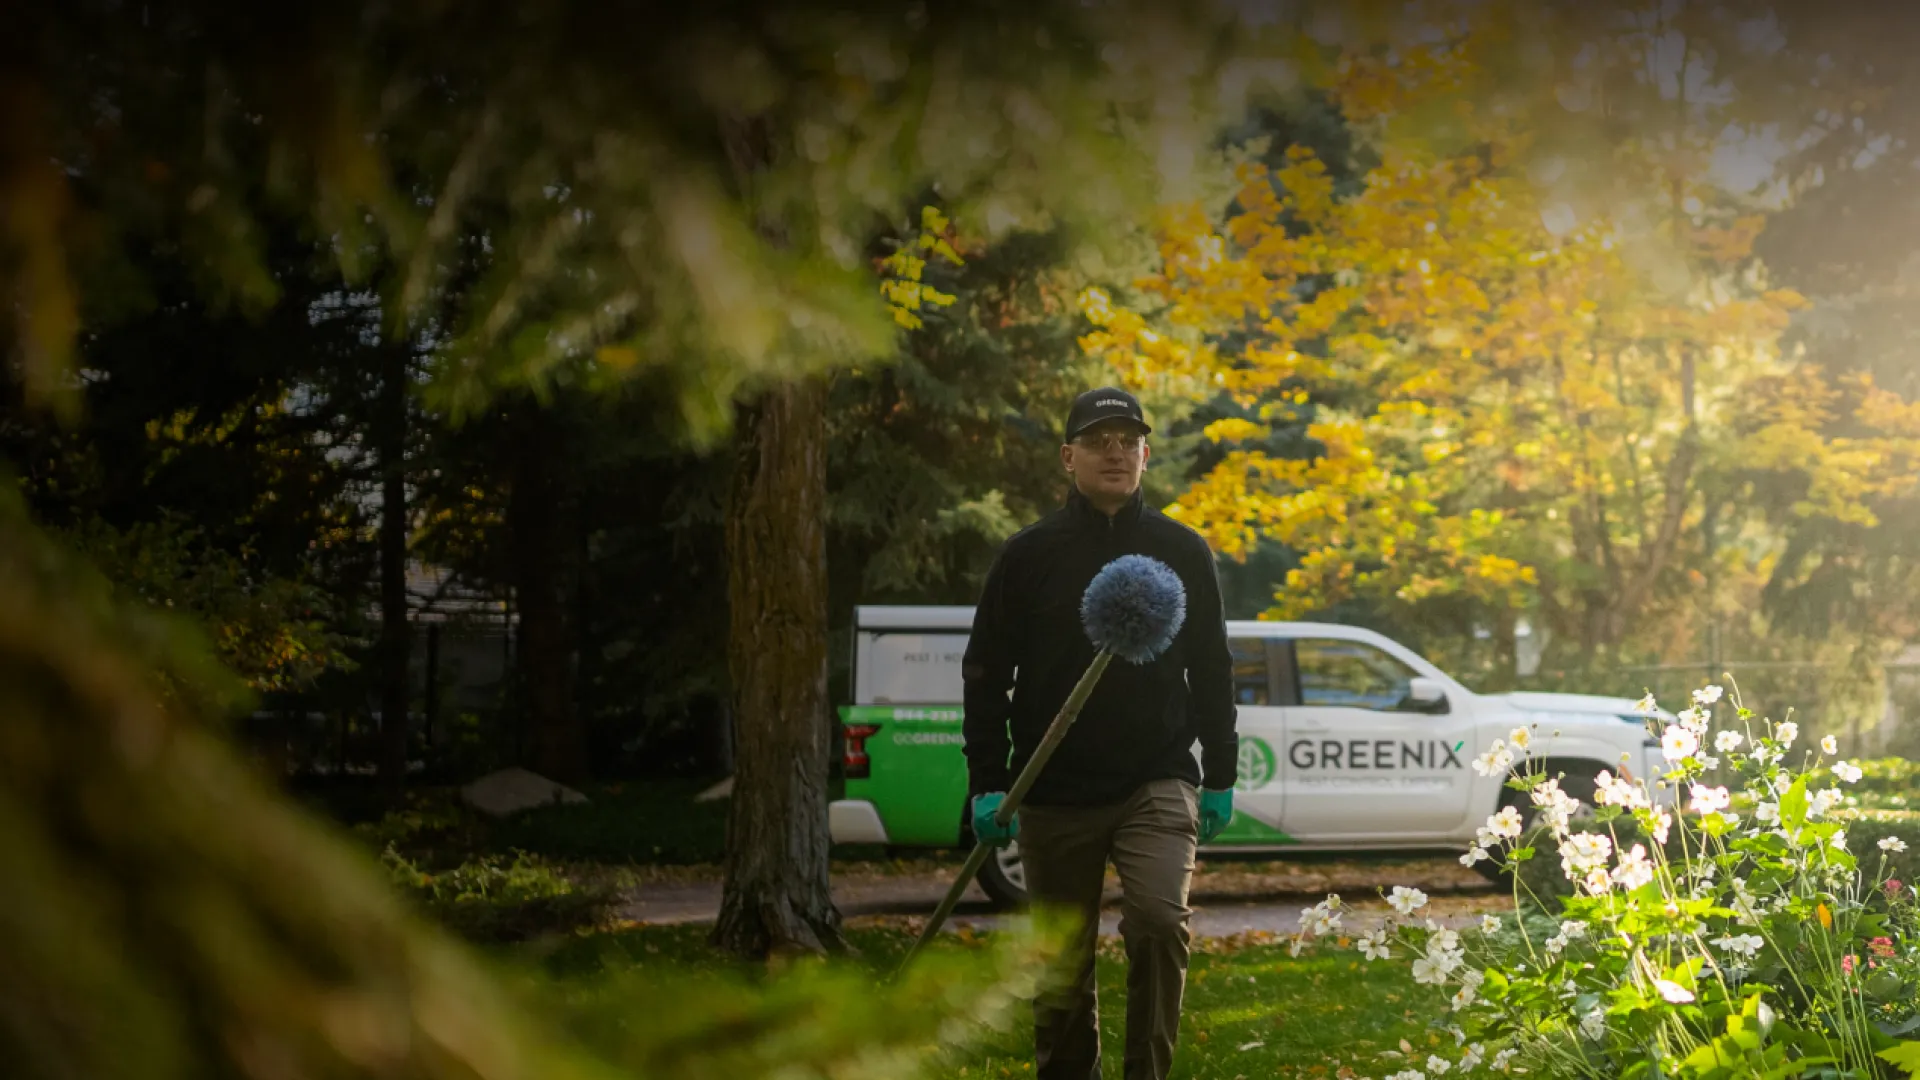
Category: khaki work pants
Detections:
[{"x1": 1018, "y1": 778, "x2": 1199, "y2": 1080}]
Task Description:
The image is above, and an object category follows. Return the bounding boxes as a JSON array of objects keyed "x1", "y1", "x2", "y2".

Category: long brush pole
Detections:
[{"x1": 895, "y1": 650, "x2": 1115, "y2": 975}]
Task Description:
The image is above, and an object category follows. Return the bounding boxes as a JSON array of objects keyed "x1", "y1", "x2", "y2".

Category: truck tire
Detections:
[
  {"x1": 1473, "y1": 763, "x2": 1603, "y2": 885},
  {"x1": 975, "y1": 841, "x2": 1030, "y2": 909}
]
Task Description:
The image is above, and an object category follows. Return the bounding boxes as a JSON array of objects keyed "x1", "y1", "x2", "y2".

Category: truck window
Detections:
[
  {"x1": 861, "y1": 632, "x2": 970, "y2": 704},
  {"x1": 1229, "y1": 637, "x2": 1270, "y2": 705},
  {"x1": 1295, "y1": 638, "x2": 1421, "y2": 712}
]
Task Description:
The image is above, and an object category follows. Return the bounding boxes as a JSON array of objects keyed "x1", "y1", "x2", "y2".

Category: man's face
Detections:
[{"x1": 1061, "y1": 419, "x2": 1150, "y2": 503}]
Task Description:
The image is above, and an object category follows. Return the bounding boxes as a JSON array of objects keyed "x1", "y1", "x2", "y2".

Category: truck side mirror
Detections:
[{"x1": 1406, "y1": 677, "x2": 1447, "y2": 711}]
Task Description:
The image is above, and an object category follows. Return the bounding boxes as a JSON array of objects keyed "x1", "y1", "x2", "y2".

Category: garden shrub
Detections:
[
  {"x1": 1810, "y1": 757, "x2": 1919, "y2": 811},
  {"x1": 383, "y1": 848, "x2": 619, "y2": 943},
  {"x1": 1293, "y1": 689, "x2": 1920, "y2": 1079},
  {"x1": 1836, "y1": 809, "x2": 1920, "y2": 887}
]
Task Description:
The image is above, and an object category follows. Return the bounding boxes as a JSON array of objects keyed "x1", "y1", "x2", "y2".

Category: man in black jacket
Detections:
[{"x1": 962, "y1": 386, "x2": 1238, "y2": 1080}]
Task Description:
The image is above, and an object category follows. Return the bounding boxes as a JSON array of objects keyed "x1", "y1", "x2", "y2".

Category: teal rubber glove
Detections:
[
  {"x1": 971, "y1": 792, "x2": 1018, "y2": 848},
  {"x1": 1198, "y1": 788, "x2": 1233, "y2": 844}
]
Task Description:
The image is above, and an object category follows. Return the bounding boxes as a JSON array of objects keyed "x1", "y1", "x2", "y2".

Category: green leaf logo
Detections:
[{"x1": 1236, "y1": 737, "x2": 1276, "y2": 791}]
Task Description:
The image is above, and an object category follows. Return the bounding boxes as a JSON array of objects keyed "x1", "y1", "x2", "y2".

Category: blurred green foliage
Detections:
[{"x1": 0, "y1": 487, "x2": 1068, "y2": 1079}]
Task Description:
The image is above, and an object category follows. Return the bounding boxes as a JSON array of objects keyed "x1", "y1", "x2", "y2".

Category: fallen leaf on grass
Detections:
[{"x1": 1238, "y1": 1041, "x2": 1266, "y2": 1051}]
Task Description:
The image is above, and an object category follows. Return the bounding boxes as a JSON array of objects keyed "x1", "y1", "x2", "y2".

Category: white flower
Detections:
[
  {"x1": 1460, "y1": 845, "x2": 1490, "y2": 867},
  {"x1": 1532, "y1": 778, "x2": 1581, "y2": 832},
  {"x1": 1580, "y1": 1006, "x2": 1608, "y2": 1039},
  {"x1": 1648, "y1": 807, "x2": 1672, "y2": 845},
  {"x1": 1481, "y1": 914, "x2": 1503, "y2": 935},
  {"x1": 1472, "y1": 742, "x2": 1515, "y2": 777},
  {"x1": 1429, "y1": 1054, "x2": 1454, "y2": 1075},
  {"x1": 1636, "y1": 692, "x2": 1659, "y2": 715},
  {"x1": 1298, "y1": 896, "x2": 1343, "y2": 937},
  {"x1": 1461, "y1": 1043, "x2": 1485, "y2": 1071},
  {"x1": 1755, "y1": 801, "x2": 1779, "y2": 825},
  {"x1": 1428, "y1": 923, "x2": 1462, "y2": 954},
  {"x1": 1612, "y1": 844, "x2": 1655, "y2": 890},
  {"x1": 1810, "y1": 788, "x2": 1845, "y2": 818},
  {"x1": 1358, "y1": 928, "x2": 1392, "y2": 961},
  {"x1": 1288, "y1": 934, "x2": 1307, "y2": 957},
  {"x1": 1715, "y1": 730, "x2": 1744, "y2": 753},
  {"x1": 1775, "y1": 721, "x2": 1798, "y2": 747},
  {"x1": 1559, "y1": 831, "x2": 1613, "y2": 874},
  {"x1": 1594, "y1": 770, "x2": 1648, "y2": 810},
  {"x1": 1689, "y1": 784, "x2": 1731, "y2": 814},
  {"x1": 1656, "y1": 979, "x2": 1696, "y2": 1004},
  {"x1": 1583, "y1": 866, "x2": 1613, "y2": 894},
  {"x1": 1661, "y1": 725, "x2": 1699, "y2": 762},
  {"x1": 1386, "y1": 1070, "x2": 1427, "y2": 1080},
  {"x1": 1821, "y1": 734, "x2": 1838, "y2": 755},
  {"x1": 1492, "y1": 1047, "x2": 1517, "y2": 1071},
  {"x1": 1694, "y1": 685, "x2": 1724, "y2": 706},
  {"x1": 1881, "y1": 836, "x2": 1909, "y2": 853},
  {"x1": 1677, "y1": 706, "x2": 1710, "y2": 735},
  {"x1": 1508, "y1": 726, "x2": 1533, "y2": 751},
  {"x1": 1388, "y1": 885, "x2": 1430, "y2": 915},
  {"x1": 1832, "y1": 830, "x2": 1849, "y2": 852},
  {"x1": 1752, "y1": 744, "x2": 1774, "y2": 765},
  {"x1": 1488, "y1": 806, "x2": 1525, "y2": 840},
  {"x1": 1545, "y1": 931, "x2": 1569, "y2": 954},
  {"x1": 1834, "y1": 760, "x2": 1864, "y2": 784},
  {"x1": 1712, "y1": 933, "x2": 1765, "y2": 960},
  {"x1": 1413, "y1": 955, "x2": 1451, "y2": 985}
]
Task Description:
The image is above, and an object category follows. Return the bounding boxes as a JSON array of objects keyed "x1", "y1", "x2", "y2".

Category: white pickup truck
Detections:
[{"x1": 832, "y1": 607, "x2": 1672, "y2": 906}]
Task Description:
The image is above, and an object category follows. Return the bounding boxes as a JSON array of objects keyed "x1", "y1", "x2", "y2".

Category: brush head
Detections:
[{"x1": 1080, "y1": 554, "x2": 1187, "y2": 664}]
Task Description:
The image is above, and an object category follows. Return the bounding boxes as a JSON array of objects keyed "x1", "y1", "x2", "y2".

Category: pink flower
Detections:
[
  {"x1": 1842, "y1": 955, "x2": 1857, "y2": 975},
  {"x1": 1869, "y1": 937, "x2": 1896, "y2": 959},
  {"x1": 1887, "y1": 879, "x2": 1906, "y2": 897}
]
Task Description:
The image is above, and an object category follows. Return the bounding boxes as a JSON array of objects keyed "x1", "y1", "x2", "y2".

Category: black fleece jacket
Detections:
[{"x1": 961, "y1": 487, "x2": 1238, "y2": 807}]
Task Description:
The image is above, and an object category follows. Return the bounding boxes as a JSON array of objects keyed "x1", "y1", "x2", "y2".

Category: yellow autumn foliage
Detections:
[{"x1": 1085, "y1": 24, "x2": 1920, "y2": 658}]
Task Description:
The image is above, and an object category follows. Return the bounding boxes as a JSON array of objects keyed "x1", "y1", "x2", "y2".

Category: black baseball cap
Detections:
[{"x1": 1064, "y1": 386, "x2": 1152, "y2": 442}]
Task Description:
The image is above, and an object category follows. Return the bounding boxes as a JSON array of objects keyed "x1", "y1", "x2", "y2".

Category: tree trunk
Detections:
[
  {"x1": 507, "y1": 403, "x2": 587, "y2": 784},
  {"x1": 712, "y1": 378, "x2": 844, "y2": 958},
  {"x1": 377, "y1": 347, "x2": 412, "y2": 793}
]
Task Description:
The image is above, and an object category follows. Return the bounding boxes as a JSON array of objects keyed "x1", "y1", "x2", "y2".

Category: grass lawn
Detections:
[{"x1": 539, "y1": 922, "x2": 1451, "y2": 1080}]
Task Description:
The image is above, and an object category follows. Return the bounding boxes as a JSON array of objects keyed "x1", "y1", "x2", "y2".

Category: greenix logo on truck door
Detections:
[
  {"x1": 1235, "y1": 737, "x2": 1276, "y2": 792},
  {"x1": 1287, "y1": 739, "x2": 1467, "y2": 770}
]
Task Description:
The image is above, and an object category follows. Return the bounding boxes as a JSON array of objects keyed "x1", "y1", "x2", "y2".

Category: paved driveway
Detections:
[{"x1": 615, "y1": 854, "x2": 1505, "y2": 938}]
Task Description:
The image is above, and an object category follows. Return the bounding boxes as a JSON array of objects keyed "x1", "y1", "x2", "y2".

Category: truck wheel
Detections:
[
  {"x1": 976, "y1": 841, "x2": 1030, "y2": 910},
  {"x1": 1473, "y1": 764, "x2": 1602, "y2": 885}
]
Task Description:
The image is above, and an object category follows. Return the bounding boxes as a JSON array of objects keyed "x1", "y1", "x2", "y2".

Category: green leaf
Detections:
[
  {"x1": 1781, "y1": 777, "x2": 1810, "y2": 829},
  {"x1": 1877, "y1": 1041, "x2": 1920, "y2": 1077},
  {"x1": 1879, "y1": 1015, "x2": 1920, "y2": 1039}
]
